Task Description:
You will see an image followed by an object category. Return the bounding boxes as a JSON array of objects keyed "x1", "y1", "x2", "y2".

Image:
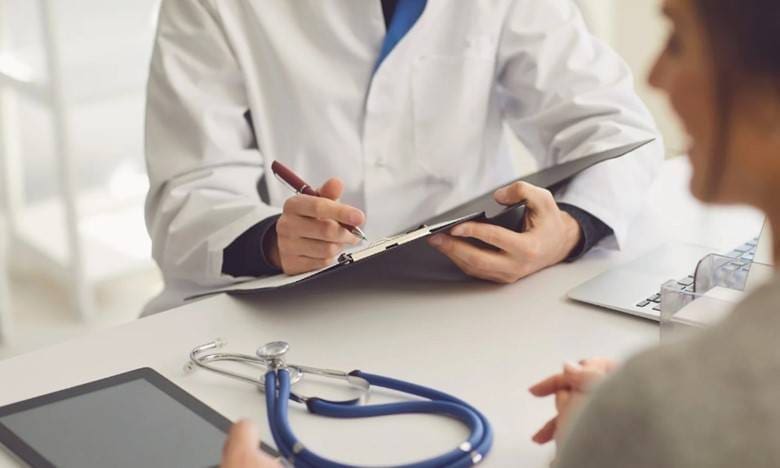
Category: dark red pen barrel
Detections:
[{"x1": 271, "y1": 159, "x2": 365, "y2": 239}]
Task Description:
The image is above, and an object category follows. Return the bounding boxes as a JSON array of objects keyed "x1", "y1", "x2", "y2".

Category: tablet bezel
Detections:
[{"x1": 0, "y1": 367, "x2": 232, "y2": 468}]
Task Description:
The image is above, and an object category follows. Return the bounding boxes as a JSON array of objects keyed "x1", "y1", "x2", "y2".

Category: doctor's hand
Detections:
[
  {"x1": 221, "y1": 420, "x2": 282, "y2": 468},
  {"x1": 427, "y1": 182, "x2": 581, "y2": 284},
  {"x1": 528, "y1": 358, "x2": 617, "y2": 447},
  {"x1": 267, "y1": 178, "x2": 366, "y2": 275}
]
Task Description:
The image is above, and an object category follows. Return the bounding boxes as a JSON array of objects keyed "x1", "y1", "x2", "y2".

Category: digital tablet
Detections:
[{"x1": 0, "y1": 367, "x2": 276, "y2": 468}]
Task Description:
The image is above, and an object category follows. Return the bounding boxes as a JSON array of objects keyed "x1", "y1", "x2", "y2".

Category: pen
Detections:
[{"x1": 271, "y1": 160, "x2": 368, "y2": 241}]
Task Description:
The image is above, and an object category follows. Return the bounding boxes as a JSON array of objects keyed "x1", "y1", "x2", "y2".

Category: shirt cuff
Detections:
[
  {"x1": 558, "y1": 203, "x2": 613, "y2": 262},
  {"x1": 222, "y1": 214, "x2": 282, "y2": 277}
]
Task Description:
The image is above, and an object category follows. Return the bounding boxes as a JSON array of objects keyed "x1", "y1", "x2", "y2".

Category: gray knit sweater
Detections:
[{"x1": 557, "y1": 273, "x2": 780, "y2": 468}]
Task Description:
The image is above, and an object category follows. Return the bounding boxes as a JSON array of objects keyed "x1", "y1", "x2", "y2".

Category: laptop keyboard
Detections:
[{"x1": 635, "y1": 237, "x2": 759, "y2": 312}]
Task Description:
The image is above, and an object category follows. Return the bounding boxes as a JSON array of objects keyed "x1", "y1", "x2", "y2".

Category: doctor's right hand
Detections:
[{"x1": 267, "y1": 177, "x2": 366, "y2": 275}]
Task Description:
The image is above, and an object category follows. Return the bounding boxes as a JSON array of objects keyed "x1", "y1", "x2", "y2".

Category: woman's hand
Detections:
[
  {"x1": 221, "y1": 420, "x2": 282, "y2": 468},
  {"x1": 427, "y1": 182, "x2": 581, "y2": 284},
  {"x1": 529, "y1": 358, "x2": 618, "y2": 446}
]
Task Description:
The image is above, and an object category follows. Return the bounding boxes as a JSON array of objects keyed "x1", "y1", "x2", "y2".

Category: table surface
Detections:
[{"x1": 0, "y1": 158, "x2": 766, "y2": 467}]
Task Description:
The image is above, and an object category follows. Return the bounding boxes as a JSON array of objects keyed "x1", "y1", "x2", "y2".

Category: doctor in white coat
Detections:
[{"x1": 144, "y1": 0, "x2": 662, "y2": 313}]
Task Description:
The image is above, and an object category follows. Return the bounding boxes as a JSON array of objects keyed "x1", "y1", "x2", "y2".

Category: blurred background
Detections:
[{"x1": 0, "y1": 0, "x2": 681, "y2": 359}]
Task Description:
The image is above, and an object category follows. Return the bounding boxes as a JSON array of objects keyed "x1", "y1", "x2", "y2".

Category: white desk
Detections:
[{"x1": 0, "y1": 158, "x2": 765, "y2": 467}]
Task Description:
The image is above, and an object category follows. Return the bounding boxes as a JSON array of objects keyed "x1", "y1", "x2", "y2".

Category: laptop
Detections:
[
  {"x1": 568, "y1": 222, "x2": 773, "y2": 321},
  {"x1": 755, "y1": 222, "x2": 774, "y2": 265}
]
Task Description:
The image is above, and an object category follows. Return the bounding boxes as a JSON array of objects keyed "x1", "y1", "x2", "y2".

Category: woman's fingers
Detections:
[
  {"x1": 529, "y1": 373, "x2": 568, "y2": 397},
  {"x1": 532, "y1": 416, "x2": 558, "y2": 445},
  {"x1": 555, "y1": 388, "x2": 571, "y2": 412},
  {"x1": 530, "y1": 359, "x2": 619, "y2": 449},
  {"x1": 564, "y1": 367, "x2": 608, "y2": 391},
  {"x1": 532, "y1": 358, "x2": 618, "y2": 396},
  {"x1": 578, "y1": 357, "x2": 618, "y2": 373},
  {"x1": 222, "y1": 420, "x2": 259, "y2": 461},
  {"x1": 221, "y1": 420, "x2": 280, "y2": 468}
]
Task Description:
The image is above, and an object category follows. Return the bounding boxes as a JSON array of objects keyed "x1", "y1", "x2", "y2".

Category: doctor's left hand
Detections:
[
  {"x1": 221, "y1": 420, "x2": 282, "y2": 468},
  {"x1": 428, "y1": 182, "x2": 581, "y2": 283}
]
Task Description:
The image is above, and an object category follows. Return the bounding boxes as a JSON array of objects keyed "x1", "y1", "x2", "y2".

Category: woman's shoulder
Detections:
[
  {"x1": 556, "y1": 274, "x2": 780, "y2": 468},
  {"x1": 621, "y1": 273, "x2": 780, "y2": 400}
]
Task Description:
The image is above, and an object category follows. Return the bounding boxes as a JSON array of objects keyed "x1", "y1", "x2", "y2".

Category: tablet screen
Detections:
[{"x1": 0, "y1": 369, "x2": 232, "y2": 468}]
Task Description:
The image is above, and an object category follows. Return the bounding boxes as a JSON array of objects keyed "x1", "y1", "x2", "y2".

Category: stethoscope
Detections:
[{"x1": 186, "y1": 339, "x2": 493, "y2": 468}]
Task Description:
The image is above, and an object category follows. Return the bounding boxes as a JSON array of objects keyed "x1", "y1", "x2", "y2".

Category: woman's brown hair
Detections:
[{"x1": 692, "y1": 0, "x2": 780, "y2": 195}]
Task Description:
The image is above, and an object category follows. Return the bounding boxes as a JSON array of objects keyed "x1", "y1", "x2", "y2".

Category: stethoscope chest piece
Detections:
[
  {"x1": 257, "y1": 341, "x2": 289, "y2": 369},
  {"x1": 185, "y1": 339, "x2": 303, "y2": 391}
]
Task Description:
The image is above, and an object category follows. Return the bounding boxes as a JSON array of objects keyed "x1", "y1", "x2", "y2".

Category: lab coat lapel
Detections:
[
  {"x1": 372, "y1": 0, "x2": 431, "y2": 78},
  {"x1": 374, "y1": 0, "x2": 429, "y2": 70}
]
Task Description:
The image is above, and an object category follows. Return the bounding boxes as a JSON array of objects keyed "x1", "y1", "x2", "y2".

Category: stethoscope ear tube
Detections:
[
  {"x1": 266, "y1": 369, "x2": 493, "y2": 467},
  {"x1": 189, "y1": 341, "x2": 493, "y2": 466}
]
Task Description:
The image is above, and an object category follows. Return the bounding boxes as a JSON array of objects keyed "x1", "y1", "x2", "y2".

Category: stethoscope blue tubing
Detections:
[{"x1": 264, "y1": 369, "x2": 493, "y2": 468}]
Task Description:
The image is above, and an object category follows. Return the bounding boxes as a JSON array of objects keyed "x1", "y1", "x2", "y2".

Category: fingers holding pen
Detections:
[
  {"x1": 275, "y1": 217, "x2": 355, "y2": 274},
  {"x1": 277, "y1": 215, "x2": 360, "y2": 245},
  {"x1": 274, "y1": 187, "x2": 366, "y2": 275},
  {"x1": 269, "y1": 167, "x2": 367, "y2": 275},
  {"x1": 283, "y1": 195, "x2": 365, "y2": 228}
]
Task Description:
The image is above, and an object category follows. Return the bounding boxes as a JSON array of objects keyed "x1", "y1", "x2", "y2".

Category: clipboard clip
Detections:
[
  {"x1": 335, "y1": 212, "x2": 480, "y2": 265},
  {"x1": 338, "y1": 225, "x2": 431, "y2": 265}
]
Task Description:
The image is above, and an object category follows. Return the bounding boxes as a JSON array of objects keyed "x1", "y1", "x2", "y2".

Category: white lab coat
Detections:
[{"x1": 144, "y1": 0, "x2": 663, "y2": 314}]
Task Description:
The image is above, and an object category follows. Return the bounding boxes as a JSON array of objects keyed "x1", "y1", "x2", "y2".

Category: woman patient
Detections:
[{"x1": 222, "y1": 0, "x2": 780, "y2": 465}]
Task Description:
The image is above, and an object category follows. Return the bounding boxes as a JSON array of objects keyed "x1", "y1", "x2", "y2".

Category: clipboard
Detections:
[{"x1": 189, "y1": 139, "x2": 654, "y2": 298}]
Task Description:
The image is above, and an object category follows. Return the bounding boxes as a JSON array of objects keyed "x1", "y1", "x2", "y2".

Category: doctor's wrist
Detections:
[
  {"x1": 559, "y1": 211, "x2": 583, "y2": 261},
  {"x1": 263, "y1": 225, "x2": 282, "y2": 269},
  {"x1": 557, "y1": 203, "x2": 613, "y2": 262},
  {"x1": 222, "y1": 215, "x2": 283, "y2": 277}
]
